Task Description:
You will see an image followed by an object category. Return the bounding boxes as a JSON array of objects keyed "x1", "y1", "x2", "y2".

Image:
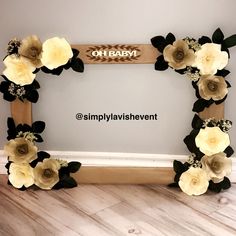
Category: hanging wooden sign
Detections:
[{"x1": 72, "y1": 44, "x2": 159, "y2": 64}]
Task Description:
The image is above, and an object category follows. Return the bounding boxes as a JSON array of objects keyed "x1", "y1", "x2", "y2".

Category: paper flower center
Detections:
[
  {"x1": 191, "y1": 177, "x2": 198, "y2": 185},
  {"x1": 43, "y1": 168, "x2": 53, "y2": 178},
  {"x1": 207, "y1": 81, "x2": 218, "y2": 92},
  {"x1": 16, "y1": 144, "x2": 29, "y2": 155},
  {"x1": 174, "y1": 49, "x2": 184, "y2": 62}
]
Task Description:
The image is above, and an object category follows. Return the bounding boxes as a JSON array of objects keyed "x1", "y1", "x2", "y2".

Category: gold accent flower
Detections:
[
  {"x1": 41, "y1": 37, "x2": 73, "y2": 69},
  {"x1": 18, "y1": 35, "x2": 42, "y2": 68},
  {"x1": 163, "y1": 40, "x2": 195, "y2": 70},
  {"x1": 197, "y1": 75, "x2": 228, "y2": 101},
  {"x1": 201, "y1": 152, "x2": 232, "y2": 183},
  {"x1": 4, "y1": 137, "x2": 38, "y2": 164},
  {"x1": 34, "y1": 159, "x2": 60, "y2": 190},
  {"x1": 179, "y1": 167, "x2": 209, "y2": 196},
  {"x1": 9, "y1": 163, "x2": 34, "y2": 188},
  {"x1": 193, "y1": 43, "x2": 228, "y2": 75},
  {"x1": 3, "y1": 55, "x2": 36, "y2": 86},
  {"x1": 195, "y1": 127, "x2": 230, "y2": 156}
]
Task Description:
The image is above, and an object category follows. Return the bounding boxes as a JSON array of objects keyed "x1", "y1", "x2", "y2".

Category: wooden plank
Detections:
[
  {"x1": 71, "y1": 44, "x2": 159, "y2": 64},
  {"x1": 74, "y1": 167, "x2": 175, "y2": 184},
  {"x1": 199, "y1": 103, "x2": 224, "y2": 120},
  {"x1": 10, "y1": 99, "x2": 32, "y2": 125}
]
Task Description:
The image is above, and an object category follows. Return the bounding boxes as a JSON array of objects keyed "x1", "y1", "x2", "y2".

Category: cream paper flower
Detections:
[
  {"x1": 34, "y1": 159, "x2": 60, "y2": 190},
  {"x1": 179, "y1": 167, "x2": 209, "y2": 196},
  {"x1": 193, "y1": 43, "x2": 228, "y2": 75},
  {"x1": 18, "y1": 35, "x2": 42, "y2": 68},
  {"x1": 9, "y1": 163, "x2": 34, "y2": 188},
  {"x1": 195, "y1": 127, "x2": 230, "y2": 156},
  {"x1": 163, "y1": 40, "x2": 195, "y2": 70},
  {"x1": 197, "y1": 75, "x2": 228, "y2": 101},
  {"x1": 201, "y1": 153, "x2": 232, "y2": 183},
  {"x1": 4, "y1": 137, "x2": 38, "y2": 164},
  {"x1": 3, "y1": 55, "x2": 36, "y2": 86},
  {"x1": 41, "y1": 37, "x2": 73, "y2": 69}
]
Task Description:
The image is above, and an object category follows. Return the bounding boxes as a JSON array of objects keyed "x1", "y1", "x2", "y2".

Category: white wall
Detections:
[{"x1": 0, "y1": 0, "x2": 235, "y2": 155}]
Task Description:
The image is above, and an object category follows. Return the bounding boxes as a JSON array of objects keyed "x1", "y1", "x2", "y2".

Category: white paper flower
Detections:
[
  {"x1": 4, "y1": 137, "x2": 38, "y2": 164},
  {"x1": 193, "y1": 43, "x2": 228, "y2": 75},
  {"x1": 195, "y1": 127, "x2": 230, "y2": 156},
  {"x1": 179, "y1": 167, "x2": 209, "y2": 196},
  {"x1": 9, "y1": 163, "x2": 34, "y2": 188},
  {"x1": 34, "y1": 159, "x2": 60, "y2": 190},
  {"x1": 3, "y1": 55, "x2": 36, "y2": 86},
  {"x1": 41, "y1": 37, "x2": 73, "y2": 69},
  {"x1": 201, "y1": 153, "x2": 232, "y2": 183}
]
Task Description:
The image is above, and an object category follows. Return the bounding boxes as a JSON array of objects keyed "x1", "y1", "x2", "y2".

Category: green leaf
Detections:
[
  {"x1": 212, "y1": 28, "x2": 224, "y2": 43},
  {"x1": 68, "y1": 162, "x2": 81, "y2": 173},
  {"x1": 223, "y1": 34, "x2": 236, "y2": 48}
]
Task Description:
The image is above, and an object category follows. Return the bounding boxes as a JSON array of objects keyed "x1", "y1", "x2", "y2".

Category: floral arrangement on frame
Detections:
[
  {"x1": 0, "y1": 35, "x2": 84, "y2": 190},
  {"x1": 151, "y1": 28, "x2": 236, "y2": 195}
]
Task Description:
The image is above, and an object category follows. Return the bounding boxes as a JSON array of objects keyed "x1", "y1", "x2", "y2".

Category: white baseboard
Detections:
[{"x1": 1, "y1": 150, "x2": 236, "y2": 182}]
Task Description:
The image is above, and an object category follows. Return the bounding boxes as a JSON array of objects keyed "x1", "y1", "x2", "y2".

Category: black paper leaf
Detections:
[
  {"x1": 223, "y1": 34, "x2": 236, "y2": 48},
  {"x1": 191, "y1": 114, "x2": 203, "y2": 130},
  {"x1": 151, "y1": 36, "x2": 167, "y2": 52},
  {"x1": 165, "y1": 33, "x2": 175, "y2": 45},
  {"x1": 224, "y1": 146, "x2": 234, "y2": 157},
  {"x1": 154, "y1": 55, "x2": 169, "y2": 71},
  {"x1": 192, "y1": 99, "x2": 214, "y2": 113},
  {"x1": 198, "y1": 36, "x2": 212, "y2": 45},
  {"x1": 212, "y1": 28, "x2": 224, "y2": 44},
  {"x1": 71, "y1": 57, "x2": 84, "y2": 72},
  {"x1": 67, "y1": 162, "x2": 81, "y2": 173},
  {"x1": 216, "y1": 69, "x2": 230, "y2": 77},
  {"x1": 32, "y1": 121, "x2": 46, "y2": 133}
]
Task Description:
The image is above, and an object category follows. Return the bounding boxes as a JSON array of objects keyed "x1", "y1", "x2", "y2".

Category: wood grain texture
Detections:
[
  {"x1": 75, "y1": 167, "x2": 175, "y2": 184},
  {"x1": 71, "y1": 44, "x2": 159, "y2": 64},
  {"x1": 0, "y1": 175, "x2": 235, "y2": 236},
  {"x1": 10, "y1": 99, "x2": 32, "y2": 125}
]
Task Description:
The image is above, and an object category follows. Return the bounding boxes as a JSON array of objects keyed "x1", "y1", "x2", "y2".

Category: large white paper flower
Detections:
[
  {"x1": 4, "y1": 137, "x2": 38, "y2": 164},
  {"x1": 193, "y1": 43, "x2": 228, "y2": 75},
  {"x1": 41, "y1": 37, "x2": 73, "y2": 69},
  {"x1": 34, "y1": 159, "x2": 60, "y2": 190},
  {"x1": 163, "y1": 40, "x2": 195, "y2": 69},
  {"x1": 195, "y1": 127, "x2": 230, "y2": 156},
  {"x1": 3, "y1": 55, "x2": 36, "y2": 86},
  {"x1": 201, "y1": 153, "x2": 232, "y2": 183},
  {"x1": 179, "y1": 167, "x2": 209, "y2": 196},
  {"x1": 9, "y1": 163, "x2": 34, "y2": 189}
]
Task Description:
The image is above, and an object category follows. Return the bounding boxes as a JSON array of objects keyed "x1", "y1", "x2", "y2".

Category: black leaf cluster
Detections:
[
  {"x1": 7, "y1": 117, "x2": 45, "y2": 142},
  {"x1": 0, "y1": 75, "x2": 40, "y2": 103}
]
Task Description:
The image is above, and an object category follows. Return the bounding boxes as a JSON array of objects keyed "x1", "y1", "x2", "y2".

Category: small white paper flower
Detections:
[
  {"x1": 201, "y1": 153, "x2": 232, "y2": 183},
  {"x1": 34, "y1": 159, "x2": 60, "y2": 190},
  {"x1": 4, "y1": 137, "x2": 38, "y2": 164},
  {"x1": 9, "y1": 163, "x2": 34, "y2": 189},
  {"x1": 195, "y1": 127, "x2": 230, "y2": 156},
  {"x1": 41, "y1": 37, "x2": 73, "y2": 69},
  {"x1": 3, "y1": 55, "x2": 36, "y2": 86},
  {"x1": 179, "y1": 167, "x2": 209, "y2": 196},
  {"x1": 193, "y1": 43, "x2": 228, "y2": 75}
]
